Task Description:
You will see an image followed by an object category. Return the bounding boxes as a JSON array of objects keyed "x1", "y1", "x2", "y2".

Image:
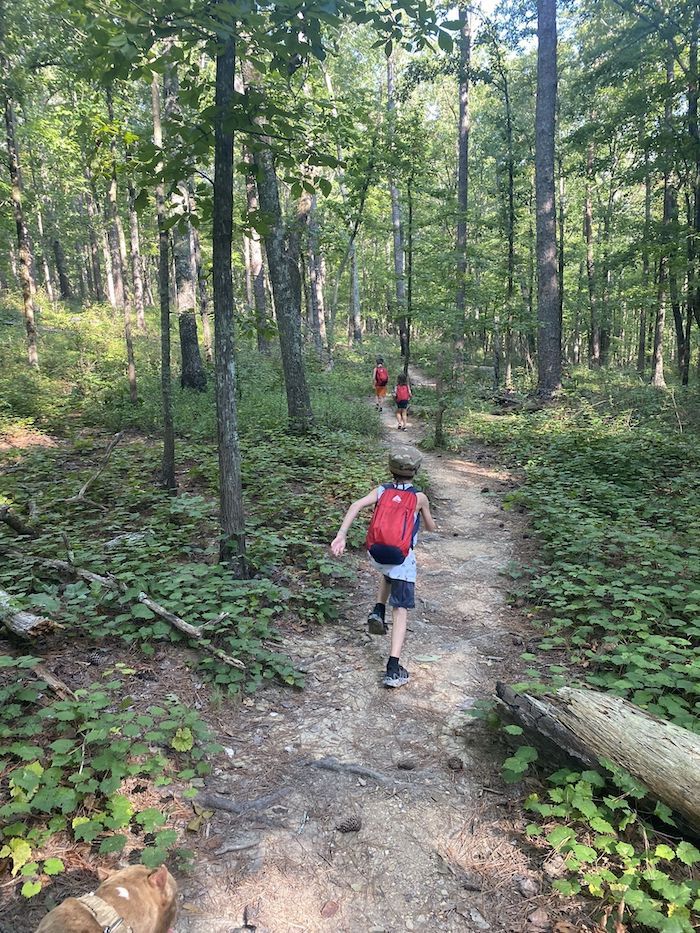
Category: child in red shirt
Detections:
[
  {"x1": 394, "y1": 373, "x2": 411, "y2": 430},
  {"x1": 372, "y1": 357, "x2": 389, "y2": 411}
]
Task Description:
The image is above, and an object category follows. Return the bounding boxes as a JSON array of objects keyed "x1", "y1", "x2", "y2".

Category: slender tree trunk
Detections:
[
  {"x1": 27, "y1": 148, "x2": 56, "y2": 304},
  {"x1": 243, "y1": 153, "x2": 270, "y2": 355},
  {"x1": 638, "y1": 146, "x2": 651, "y2": 373},
  {"x1": 405, "y1": 170, "x2": 415, "y2": 377},
  {"x1": 308, "y1": 195, "x2": 329, "y2": 361},
  {"x1": 584, "y1": 140, "x2": 600, "y2": 365},
  {"x1": 127, "y1": 176, "x2": 146, "y2": 331},
  {"x1": 151, "y1": 76, "x2": 176, "y2": 489},
  {"x1": 685, "y1": 6, "x2": 699, "y2": 387},
  {"x1": 52, "y1": 238, "x2": 72, "y2": 298},
  {"x1": 213, "y1": 27, "x2": 246, "y2": 571},
  {"x1": 651, "y1": 52, "x2": 675, "y2": 389},
  {"x1": 105, "y1": 89, "x2": 137, "y2": 402},
  {"x1": 454, "y1": 4, "x2": 471, "y2": 358},
  {"x1": 387, "y1": 57, "x2": 408, "y2": 357},
  {"x1": 557, "y1": 152, "x2": 565, "y2": 333},
  {"x1": 2, "y1": 76, "x2": 38, "y2": 365},
  {"x1": 243, "y1": 64, "x2": 312, "y2": 433},
  {"x1": 163, "y1": 62, "x2": 207, "y2": 391},
  {"x1": 350, "y1": 242, "x2": 362, "y2": 344},
  {"x1": 535, "y1": 0, "x2": 562, "y2": 395},
  {"x1": 83, "y1": 168, "x2": 106, "y2": 303},
  {"x1": 187, "y1": 192, "x2": 212, "y2": 363}
]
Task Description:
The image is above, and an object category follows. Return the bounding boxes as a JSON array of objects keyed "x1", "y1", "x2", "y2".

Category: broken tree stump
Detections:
[
  {"x1": 0, "y1": 588, "x2": 55, "y2": 637},
  {"x1": 496, "y1": 683, "x2": 700, "y2": 832}
]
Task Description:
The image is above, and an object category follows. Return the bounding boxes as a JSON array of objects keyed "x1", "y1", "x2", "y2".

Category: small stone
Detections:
[
  {"x1": 543, "y1": 853, "x2": 566, "y2": 878},
  {"x1": 320, "y1": 900, "x2": 340, "y2": 919},
  {"x1": 396, "y1": 758, "x2": 418, "y2": 770},
  {"x1": 405, "y1": 920, "x2": 414, "y2": 931},
  {"x1": 447, "y1": 756, "x2": 464, "y2": 771},
  {"x1": 469, "y1": 907, "x2": 490, "y2": 930},
  {"x1": 527, "y1": 908, "x2": 551, "y2": 932},
  {"x1": 481, "y1": 487, "x2": 490, "y2": 493},
  {"x1": 517, "y1": 876, "x2": 539, "y2": 898}
]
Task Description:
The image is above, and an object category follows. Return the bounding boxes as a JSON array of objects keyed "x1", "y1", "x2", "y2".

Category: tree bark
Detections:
[
  {"x1": 387, "y1": 57, "x2": 408, "y2": 358},
  {"x1": 213, "y1": 27, "x2": 246, "y2": 571},
  {"x1": 535, "y1": 0, "x2": 562, "y2": 395},
  {"x1": 308, "y1": 195, "x2": 330, "y2": 361},
  {"x1": 52, "y1": 237, "x2": 72, "y2": 299},
  {"x1": 0, "y1": 589, "x2": 53, "y2": 638},
  {"x1": 2, "y1": 63, "x2": 38, "y2": 366},
  {"x1": 187, "y1": 190, "x2": 212, "y2": 362},
  {"x1": 243, "y1": 154, "x2": 271, "y2": 354},
  {"x1": 243, "y1": 67, "x2": 312, "y2": 433},
  {"x1": 637, "y1": 144, "x2": 651, "y2": 374},
  {"x1": 454, "y1": 4, "x2": 471, "y2": 358},
  {"x1": 651, "y1": 51, "x2": 675, "y2": 389},
  {"x1": 126, "y1": 175, "x2": 146, "y2": 331},
  {"x1": 163, "y1": 61, "x2": 207, "y2": 391},
  {"x1": 496, "y1": 683, "x2": 700, "y2": 833},
  {"x1": 151, "y1": 76, "x2": 176, "y2": 490},
  {"x1": 584, "y1": 140, "x2": 600, "y2": 365}
]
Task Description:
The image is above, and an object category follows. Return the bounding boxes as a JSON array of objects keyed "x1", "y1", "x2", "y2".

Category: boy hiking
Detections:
[
  {"x1": 372, "y1": 357, "x2": 389, "y2": 410},
  {"x1": 394, "y1": 372, "x2": 411, "y2": 430},
  {"x1": 330, "y1": 445, "x2": 436, "y2": 688}
]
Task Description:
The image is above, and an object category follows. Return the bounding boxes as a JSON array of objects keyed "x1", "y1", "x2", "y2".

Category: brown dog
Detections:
[{"x1": 35, "y1": 864, "x2": 178, "y2": 933}]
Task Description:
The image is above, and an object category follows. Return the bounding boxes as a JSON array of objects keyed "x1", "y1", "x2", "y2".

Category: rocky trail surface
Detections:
[{"x1": 175, "y1": 371, "x2": 585, "y2": 933}]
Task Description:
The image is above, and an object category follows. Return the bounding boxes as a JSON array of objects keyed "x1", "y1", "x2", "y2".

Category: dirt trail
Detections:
[{"x1": 177, "y1": 371, "x2": 554, "y2": 933}]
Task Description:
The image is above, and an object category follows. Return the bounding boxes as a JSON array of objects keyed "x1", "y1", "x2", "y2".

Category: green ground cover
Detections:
[{"x1": 0, "y1": 298, "x2": 385, "y2": 893}]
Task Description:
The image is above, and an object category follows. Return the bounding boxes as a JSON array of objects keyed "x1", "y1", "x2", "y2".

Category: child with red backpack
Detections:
[
  {"x1": 394, "y1": 372, "x2": 412, "y2": 430},
  {"x1": 372, "y1": 357, "x2": 389, "y2": 410},
  {"x1": 330, "y1": 445, "x2": 436, "y2": 688}
]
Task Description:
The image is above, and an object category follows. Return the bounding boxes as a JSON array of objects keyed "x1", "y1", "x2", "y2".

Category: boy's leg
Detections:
[
  {"x1": 367, "y1": 576, "x2": 391, "y2": 634},
  {"x1": 383, "y1": 581, "x2": 414, "y2": 688}
]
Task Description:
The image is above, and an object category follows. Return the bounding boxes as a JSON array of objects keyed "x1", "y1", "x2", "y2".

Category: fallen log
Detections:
[
  {"x1": 0, "y1": 505, "x2": 38, "y2": 537},
  {"x1": 496, "y1": 683, "x2": 700, "y2": 832},
  {"x1": 0, "y1": 588, "x2": 56, "y2": 637},
  {"x1": 27, "y1": 557, "x2": 245, "y2": 671}
]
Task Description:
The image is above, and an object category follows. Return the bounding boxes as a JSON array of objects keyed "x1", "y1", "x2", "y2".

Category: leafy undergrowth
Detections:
[
  {"x1": 452, "y1": 368, "x2": 700, "y2": 931},
  {"x1": 0, "y1": 297, "x2": 385, "y2": 895}
]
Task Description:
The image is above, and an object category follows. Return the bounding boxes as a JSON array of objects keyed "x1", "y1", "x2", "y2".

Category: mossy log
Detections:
[
  {"x1": 0, "y1": 588, "x2": 54, "y2": 637},
  {"x1": 496, "y1": 683, "x2": 700, "y2": 832}
]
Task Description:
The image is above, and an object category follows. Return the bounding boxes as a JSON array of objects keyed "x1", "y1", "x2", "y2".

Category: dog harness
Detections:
[{"x1": 77, "y1": 893, "x2": 134, "y2": 933}]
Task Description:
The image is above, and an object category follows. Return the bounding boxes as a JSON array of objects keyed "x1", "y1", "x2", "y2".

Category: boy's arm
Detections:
[
  {"x1": 418, "y1": 492, "x2": 437, "y2": 532},
  {"x1": 331, "y1": 489, "x2": 379, "y2": 556}
]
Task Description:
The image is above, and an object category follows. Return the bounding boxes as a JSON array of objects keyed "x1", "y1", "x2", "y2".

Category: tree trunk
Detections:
[
  {"x1": 454, "y1": 4, "x2": 471, "y2": 358},
  {"x1": 308, "y1": 195, "x2": 329, "y2": 361},
  {"x1": 213, "y1": 26, "x2": 246, "y2": 571},
  {"x1": 0, "y1": 589, "x2": 53, "y2": 638},
  {"x1": 557, "y1": 152, "x2": 565, "y2": 334},
  {"x1": 151, "y1": 76, "x2": 176, "y2": 490},
  {"x1": 535, "y1": 0, "x2": 562, "y2": 395},
  {"x1": 651, "y1": 52, "x2": 675, "y2": 389},
  {"x1": 243, "y1": 154, "x2": 271, "y2": 355},
  {"x1": 496, "y1": 683, "x2": 700, "y2": 834},
  {"x1": 243, "y1": 67, "x2": 312, "y2": 433},
  {"x1": 3, "y1": 79, "x2": 38, "y2": 366},
  {"x1": 52, "y1": 237, "x2": 72, "y2": 299},
  {"x1": 584, "y1": 140, "x2": 600, "y2": 365},
  {"x1": 188, "y1": 193, "x2": 212, "y2": 363},
  {"x1": 350, "y1": 241, "x2": 362, "y2": 344},
  {"x1": 163, "y1": 61, "x2": 207, "y2": 391},
  {"x1": 127, "y1": 176, "x2": 146, "y2": 331},
  {"x1": 638, "y1": 146, "x2": 651, "y2": 374},
  {"x1": 387, "y1": 57, "x2": 408, "y2": 357}
]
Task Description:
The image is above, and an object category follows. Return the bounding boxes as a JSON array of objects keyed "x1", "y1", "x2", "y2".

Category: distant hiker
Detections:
[
  {"x1": 394, "y1": 372, "x2": 411, "y2": 431},
  {"x1": 330, "y1": 445, "x2": 436, "y2": 688},
  {"x1": 372, "y1": 357, "x2": 389, "y2": 411}
]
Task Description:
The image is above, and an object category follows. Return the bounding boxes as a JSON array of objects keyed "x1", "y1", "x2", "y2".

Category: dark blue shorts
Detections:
[
  {"x1": 397, "y1": 400, "x2": 409, "y2": 410},
  {"x1": 384, "y1": 576, "x2": 415, "y2": 609}
]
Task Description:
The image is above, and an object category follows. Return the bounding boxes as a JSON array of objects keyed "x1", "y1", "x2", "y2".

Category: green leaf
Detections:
[
  {"x1": 43, "y1": 858, "x2": 65, "y2": 876},
  {"x1": 21, "y1": 880, "x2": 42, "y2": 898},
  {"x1": 504, "y1": 724, "x2": 523, "y2": 735},
  {"x1": 171, "y1": 727, "x2": 194, "y2": 752},
  {"x1": 437, "y1": 29, "x2": 453, "y2": 53},
  {"x1": 654, "y1": 844, "x2": 675, "y2": 861},
  {"x1": 676, "y1": 841, "x2": 700, "y2": 866},
  {"x1": 99, "y1": 835, "x2": 127, "y2": 854},
  {"x1": 546, "y1": 826, "x2": 575, "y2": 849}
]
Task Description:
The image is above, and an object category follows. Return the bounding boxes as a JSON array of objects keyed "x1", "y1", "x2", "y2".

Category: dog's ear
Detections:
[
  {"x1": 148, "y1": 865, "x2": 169, "y2": 891},
  {"x1": 96, "y1": 866, "x2": 116, "y2": 882}
]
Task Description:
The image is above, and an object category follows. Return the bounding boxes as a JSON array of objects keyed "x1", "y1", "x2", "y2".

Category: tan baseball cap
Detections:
[{"x1": 388, "y1": 445, "x2": 422, "y2": 478}]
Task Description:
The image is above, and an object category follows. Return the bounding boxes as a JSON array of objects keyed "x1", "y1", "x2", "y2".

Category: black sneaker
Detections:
[
  {"x1": 383, "y1": 665, "x2": 409, "y2": 688},
  {"x1": 367, "y1": 604, "x2": 387, "y2": 635}
]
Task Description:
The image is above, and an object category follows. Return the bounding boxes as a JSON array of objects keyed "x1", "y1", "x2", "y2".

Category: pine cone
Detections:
[{"x1": 335, "y1": 815, "x2": 362, "y2": 833}]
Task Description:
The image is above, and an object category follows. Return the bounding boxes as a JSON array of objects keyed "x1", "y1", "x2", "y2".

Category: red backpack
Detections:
[
  {"x1": 375, "y1": 365, "x2": 389, "y2": 386},
  {"x1": 366, "y1": 485, "x2": 418, "y2": 565},
  {"x1": 396, "y1": 383, "x2": 410, "y2": 402}
]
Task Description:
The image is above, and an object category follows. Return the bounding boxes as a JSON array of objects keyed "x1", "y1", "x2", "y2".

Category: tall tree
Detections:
[
  {"x1": 535, "y1": 0, "x2": 562, "y2": 395},
  {"x1": 387, "y1": 56, "x2": 408, "y2": 358},
  {"x1": 212, "y1": 22, "x2": 246, "y2": 571},
  {"x1": 454, "y1": 4, "x2": 471, "y2": 359},
  {"x1": 151, "y1": 75, "x2": 175, "y2": 490}
]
